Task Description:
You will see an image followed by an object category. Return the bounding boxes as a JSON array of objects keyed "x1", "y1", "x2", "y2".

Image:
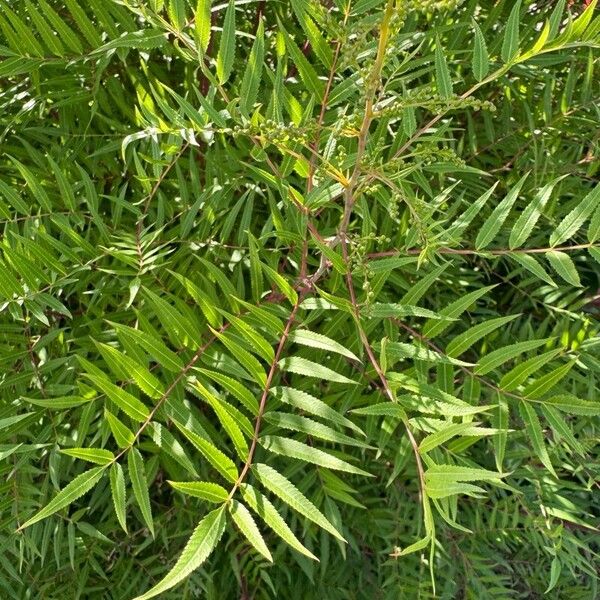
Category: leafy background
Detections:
[{"x1": 0, "y1": 0, "x2": 599, "y2": 598}]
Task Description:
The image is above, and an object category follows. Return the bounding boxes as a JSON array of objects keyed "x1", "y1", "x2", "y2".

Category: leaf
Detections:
[
  {"x1": 385, "y1": 340, "x2": 469, "y2": 366},
  {"x1": 195, "y1": 0, "x2": 212, "y2": 53},
  {"x1": 501, "y1": 0, "x2": 522, "y2": 63},
  {"x1": 172, "y1": 420, "x2": 239, "y2": 483},
  {"x1": 472, "y1": 20, "x2": 489, "y2": 82},
  {"x1": 434, "y1": 36, "x2": 453, "y2": 99},
  {"x1": 549, "y1": 183, "x2": 599, "y2": 246},
  {"x1": 133, "y1": 508, "x2": 226, "y2": 600},
  {"x1": 198, "y1": 368, "x2": 259, "y2": 414},
  {"x1": 543, "y1": 395, "x2": 600, "y2": 416},
  {"x1": 400, "y1": 264, "x2": 449, "y2": 307},
  {"x1": 509, "y1": 177, "x2": 565, "y2": 249},
  {"x1": 240, "y1": 484, "x2": 317, "y2": 560},
  {"x1": 19, "y1": 467, "x2": 106, "y2": 530},
  {"x1": 60, "y1": 448, "x2": 114, "y2": 465},
  {"x1": 272, "y1": 386, "x2": 363, "y2": 434},
  {"x1": 260, "y1": 435, "x2": 371, "y2": 476},
  {"x1": 509, "y1": 253, "x2": 557, "y2": 287},
  {"x1": 168, "y1": 0, "x2": 186, "y2": 30},
  {"x1": 96, "y1": 343, "x2": 165, "y2": 399},
  {"x1": 216, "y1": 0, "x2": 236, "y2": 84},
  {"x1": 522, "y1": 361, "x2": 574, "y2": 399},
  {"x1": 446, "y1": 315, "x2": 520, "y2": 358},
  {"x1": 279, "y1": 357, "x2": 356, "y2": 385},
  {"x1": 446, "y1": 183, "x2": 498, "y2": 242},
  {"x1": 128, "y1": 448, "x2": 154, "y2": 537},
  {"x1": 196, "y1": 382, "x2": 249, "y2": 460},
  {"x1": 110, "y1": 322, "x2": 184, "y2": 373},
  {"x1": 22, "y1": 396, "x2": 94, "y2": 409},
  {"x1": 519, "y1": 402, "x2": 556, "y2": 477},
  {"x1": 85, "y1": 374, "x2": 150, "y2": 422},
  {"x1": 240, "y1": 21, "x2": 264, "y2": 115},
  {"x1": 110, "y1": 463, "x2": 127, "y2": 533},
  {"x1": 474, "y1": 338, "x2": 550, "y2": 375},
  {"x1": 351, "y1": 403, "x2": 408, "y2": 419},
  {"x1": 168, "y1": 481, "x2": 229, "y2": 502},
  {"x1": 280, "y1": 26, "x2": 325, "y2": 100},
  {"x1": 475, "y1": 173, "x2": 528, "y2": 249},
  {"x1": 546, "y1": 557, "x2": 562, "y2": 594},
  {"x1": 545, "y1": 251, "x2": 581, "y2": 286},
  {"x1": 90, "y1": 30, "x2": 166, "y2": 55},
  {"x1": 105, "y1": 410, "x2": 135, "y2": 447},
  {"x1": 367, "y1": 304, "x2": 449, "y2": 321},
  {"x1": 423, "y1": 285, "x2": 495, "y2": 339},
  {"x1": 229, "y1": 500, "x2": 272, "y2": 561},
  {"x1": 419, "y1": 422, "x2": 482, "y2": 454},
  {"x1": 263, "y1": 412, "x2": 370, "y2": 448},
  {"x1": 500, "y1": 349, "x2": 562, "y2": 392},
  {"x1": 288, "y1": 329, "x2": 361, "y2": 362},
  {"x1": 252, "y1": 463, "x2": 345, "y2": 541},
  {"x1": 9, "y1": 157, "x2": 52, "y2": 211},
  {"x1": 540, "y1": 405, "x2": 585, "y2": 457}
]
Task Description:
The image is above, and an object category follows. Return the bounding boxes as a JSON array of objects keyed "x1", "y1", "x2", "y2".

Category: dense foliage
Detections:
[{"x1": 1, "y1": 0, "x2": 599, "y2": 598}]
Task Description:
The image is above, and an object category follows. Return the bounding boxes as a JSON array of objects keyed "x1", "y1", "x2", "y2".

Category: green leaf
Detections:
[
  {"x1": 474, "y1": 338, "x2": 550, "y2": 375},
  {"x1": 19, "y1": 467, "x2": 106, "y2": 530},
  {"x1": 279, "y1": 357, "x2": 356, "y2": 384},
  {"x1": 260, "y1": 435, "x2": 371, "y2": 476},
  {"x1": 446, "y1": 315, "x2": 520, "y2": 358},
  {"x1": 545, "y1": 251, "x2": 582, "y2": 287},
  {"x1": 509, "y1": 253, "x2": 557, "y2": 287},
  {"x1": 509, "y1": 177, "x2": 565, "y2": 249},
  {"x1": 540, "y1": 404, "x2": 585, "y2": 457},
  {"x1": 110, "y1": 322, "x2": 184, "y2": 373},
  {"x1": 96, "y1": 343, "x2": 165, "y2": 399},
  {"x1": 240, "y1": 484, "x2": 317, "y2": 560},
  {"x1": 110, "y1": 463, "x2": 127, "y2": 533},
  {"x1": 434, "y1": 36, "x2": 453, "y2": 99},
  {"x1": 419, "y1": 422, "x2": 482, "y2": 454},
  {"x1": 519, "y1": 402, "x2": 556, "y2": 477},
  {"x1": 472, "y1": 20, "x2": 489, "y2": 82},
  {"x1": 105, "y1": 410, "x2": 135, "y2": 448},
  {"x1": 60, "y1": 448, "x2": 114, "y2": 465},
  {"x1": 280, "y1": 26, "x2": 325, "y2": 100},
  {"x1": 172, "y1": 420, "x2": 239, "y2": 483},
  {"x1": 240, "y1": 21, "x2": 264, "y2": 115},
  {"x1": 272, "y1": 386, "x2": 363, "y2": 434},
  {"x1": 423, "y1": 285, "x2": 495, "y2": 339},
  {"x1": 229, "y1": 499, "x2": 273, "y2": 561},
  {"x1": 263, "y1": 412, "x2": 370, "y2": 448},
  {"x1": 500, "y1": 349, "x2": 562, "y2": 392},
  {"x1": 168, "y1": 481, "x2": 229, "y2": 502},
  {"x1": 10, "y1": 157, "x2": 52, "y2": 211},
  {"x1": 133, "y1": 507, "x2": 226, "y2": 600},
  {"x1": 543, "y1": 395, "x2": 600, "y2": 416},
  {"x1": 168, "y1": 0, "x2": 186, "y2": 30},
  {"x1": 22, "y1": 396, "x2": 94, "y2": 409},
  {"x1": 85, "y1": 374, "x2": 150, "y2": 422},
  {"x1": 446, "y1": 183, "x2": 499, "y2": 242},
  {"x1": 475, "y1": 173, "x2": 528, "y2": 249},
  {"x1": 195, "y1": 0, "x2": 211, "y2": 52},
  {"x1": 128, "y1": 448, "x2": 154, "y2": 537},
  {"x1": 288, "y1": 329, "x2": 361, "y2": 362},
  {"x1": 501, "y1": 0, "x2": 522, "y2": 63},
  {"x1": 252, "y1": 463, "x2": 345, "y2": 541},
  {"x1": 401, "y1": 265, "x2": 448, "y2": 306},
  {"x1": 216, "y1": 0, "x2": 236, "y2": 83},
  {"x1": 351, "y1": 402, "x2": 408, "y2": 419},
  {"x1": 549, "y1": 184, "x2": 599, "y2": 246},
  {"x1": 523, "y1": 361, "x2": 574, "y2": 399}
]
